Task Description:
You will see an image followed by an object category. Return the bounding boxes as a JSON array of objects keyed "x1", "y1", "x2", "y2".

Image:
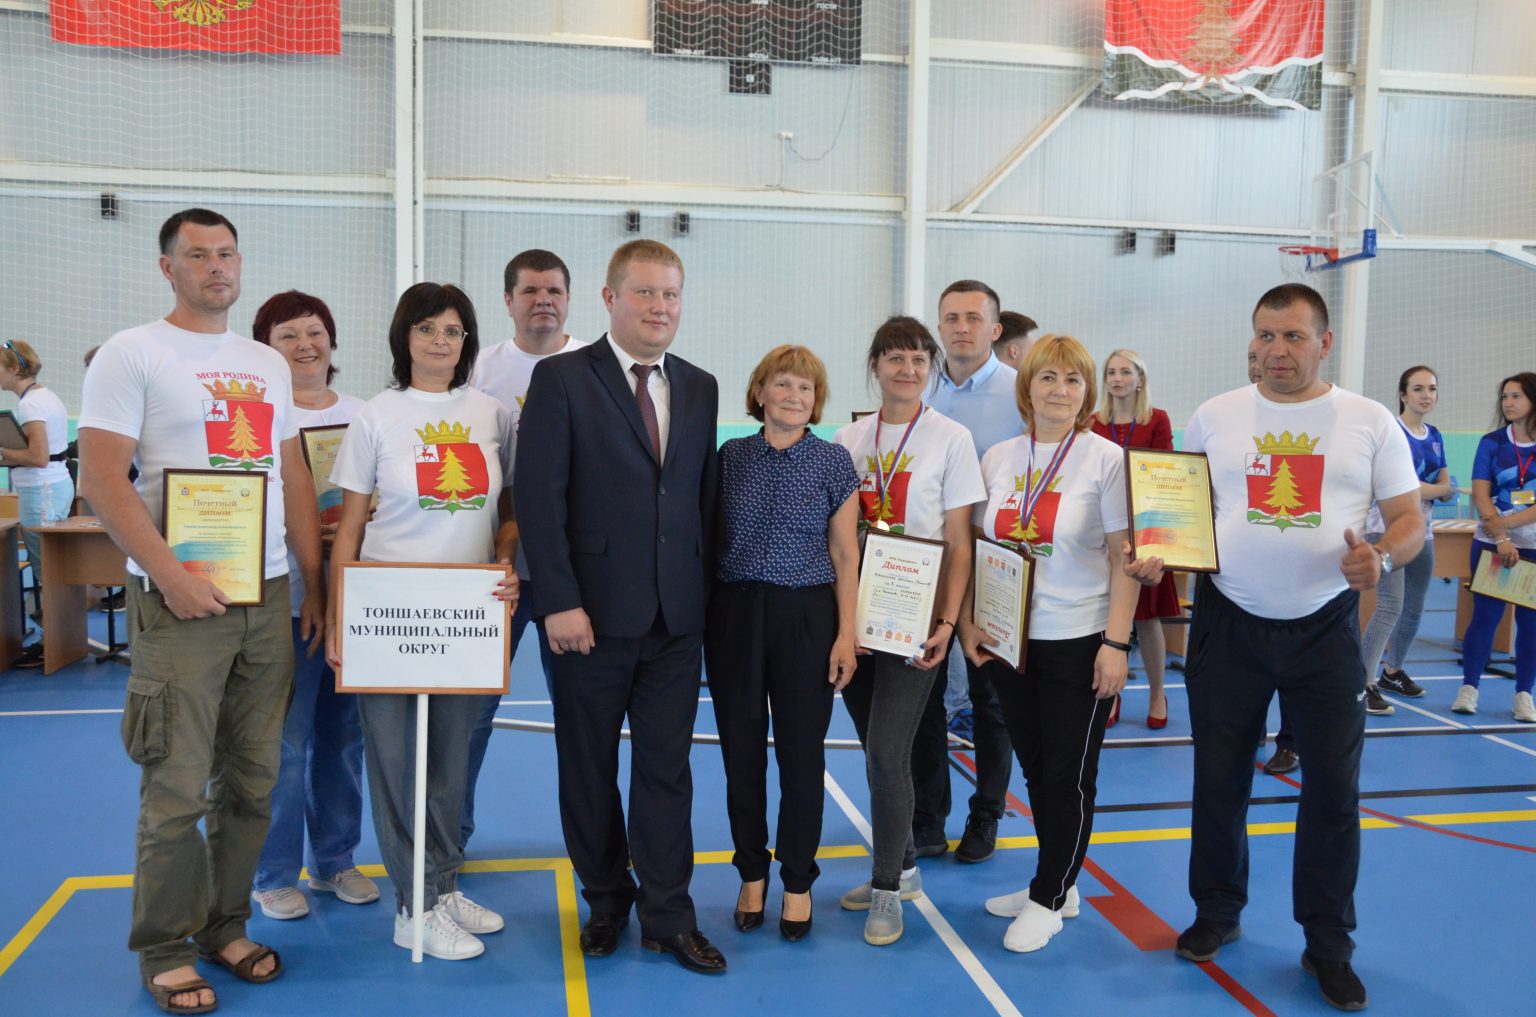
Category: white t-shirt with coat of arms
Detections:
[
  {"x1": 973, "y1": 430, "x2": 1129, "y2": 640},
  {"x1": 832, "y1": 407, "x2": 986, "y2": 543},
  {"x1": 78, "y1": 319, "x2": 299, "y2": 580},
  {"x1": 329, "y1": 386, "x2": 514, "y2": 566},
  {"x1": 1183, "y1": 384, "x2": 1418, "y2": 620}
]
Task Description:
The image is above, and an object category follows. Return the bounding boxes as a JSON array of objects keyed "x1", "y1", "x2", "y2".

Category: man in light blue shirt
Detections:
[{"x1": 910, "y1": 279, "x2": 1023, "y2": 867}]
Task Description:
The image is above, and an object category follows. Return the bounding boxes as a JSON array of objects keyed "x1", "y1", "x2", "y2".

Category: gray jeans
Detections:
[
  {"x1": 1360, "y1": 534, "x2": 1435, "y2": 678},
  {"x1": 357, "y1": 692, "x2": 481, "y2": 914}
]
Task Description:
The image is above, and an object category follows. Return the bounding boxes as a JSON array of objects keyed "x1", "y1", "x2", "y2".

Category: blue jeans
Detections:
[
  {"x1": 17, "y1": 476, "x2": 74, "y2": 590},
  {"x1": 1462, "y1": 539, "x2": 1536, "y2": 694},
  {"x1": 459, "y1": 582, "x2": 555, "y2": 852},
  {"x1": 253, "y1": 618, "x2": 365, "y2": 890}
]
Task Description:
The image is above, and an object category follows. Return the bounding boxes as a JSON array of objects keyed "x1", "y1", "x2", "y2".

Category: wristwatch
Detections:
[{"x1": 1378, "y1": 550, "x2": 1394, "y2": 575}]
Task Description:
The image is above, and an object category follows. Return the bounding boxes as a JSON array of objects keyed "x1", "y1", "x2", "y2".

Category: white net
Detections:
[{"x1": 4, "y1": 0, "x2": 1535, "y2": 465}]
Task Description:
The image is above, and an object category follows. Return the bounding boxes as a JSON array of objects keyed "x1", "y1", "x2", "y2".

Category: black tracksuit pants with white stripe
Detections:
[{"x1": 985, "y1": 632, "x2": 1111, "y2": 912}]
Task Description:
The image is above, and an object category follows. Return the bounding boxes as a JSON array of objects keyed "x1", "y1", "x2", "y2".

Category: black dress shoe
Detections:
[
  {"x1": 579, "y1": 912, "x2": 628, "y2": 956},
  {"x1": 641, "y1": 930, "x2": 727, "y2": 973},
  {"x1": 779, "y1": 892, "x2": 812, "y2": 942}
]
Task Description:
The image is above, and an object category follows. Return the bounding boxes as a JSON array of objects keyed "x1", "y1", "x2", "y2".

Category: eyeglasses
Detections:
[
  {"x1": 413, "y1": 322, "x2": 467, "y2": 343},
  {"x1": 3, "y1": 340, "x2": 28, "y2": 371}
]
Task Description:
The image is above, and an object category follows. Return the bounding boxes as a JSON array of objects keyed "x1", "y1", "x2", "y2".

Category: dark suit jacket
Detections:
[{"x1": 514, "y1": 334, "x2": 718, "y2": 638}]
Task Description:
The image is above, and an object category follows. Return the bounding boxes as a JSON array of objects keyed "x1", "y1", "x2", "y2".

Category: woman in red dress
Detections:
[{"x1": 1090, "y1": 348, "x2": 1177, "y2": 729}]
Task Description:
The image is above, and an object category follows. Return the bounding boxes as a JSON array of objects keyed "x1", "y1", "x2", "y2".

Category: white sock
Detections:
[{"x1": 901, "y1": 866, "x2": 918, "y2": 880}]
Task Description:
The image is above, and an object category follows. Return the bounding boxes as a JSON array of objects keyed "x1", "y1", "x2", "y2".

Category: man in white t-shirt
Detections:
[
  {"x1": 1174, "y1": 283, "x2": 1421, "y2": 1012},
  {"x1": 460, "y1": 249, "x2": 587, "y2": 854},
  {"x1": 912, "y1": 280, "x2": 1022, "y2": 866},
  {"x1": 79, "y1": 209, "x2": 324, "y2": 1013}
]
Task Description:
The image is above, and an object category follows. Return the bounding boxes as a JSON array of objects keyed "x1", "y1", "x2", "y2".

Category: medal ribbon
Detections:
[
  {"x1": 874, "y1": 404, "x2": 924, "y2": 525},
  {"x1": 1514, "y1": 428, "x2": 1535, "y2": 489},
  {"x1": 1021, "y1": 430, "x2": 1078, "y2": 529}
]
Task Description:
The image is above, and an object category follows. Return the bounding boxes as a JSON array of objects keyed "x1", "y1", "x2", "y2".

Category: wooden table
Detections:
[
  {"x1": 0, "y1": 517, "x2": 24, "y2": 668},
  {"x1": 36, "y1": 517, "x2": 128, "y2": 675}
]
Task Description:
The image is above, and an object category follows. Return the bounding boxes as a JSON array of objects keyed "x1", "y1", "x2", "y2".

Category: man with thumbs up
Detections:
[{"x1": 1174, "y1": 284, "x2": 1422, "y2": 1012}]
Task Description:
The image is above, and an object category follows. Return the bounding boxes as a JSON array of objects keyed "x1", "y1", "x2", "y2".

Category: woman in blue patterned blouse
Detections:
[{"x1": 705, "y1": 345, "x2": 861, "y2": 942}]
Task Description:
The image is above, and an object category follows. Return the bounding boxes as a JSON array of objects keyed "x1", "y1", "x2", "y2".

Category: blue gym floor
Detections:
[{"x1": 2, "y1": 577, "x2": 1532, "y2": 1017}]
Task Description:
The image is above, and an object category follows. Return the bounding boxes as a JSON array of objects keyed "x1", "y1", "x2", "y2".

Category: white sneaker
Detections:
[
  {"x1": 394, "y1": 903, "x2": 484, "y2": 960},
  {"x1": 1514, "y1": 692, "x2": 1536, "y2": 723},
  {"x1": 309, "y1": 867, "x2": 381, "y2": 905},
  {"x1": 1003, "y1": 898, "x2": 1064, "y2": 953},
  {"x1": 840, "y1": 869, "x2": 923, "y2": 911},
  {"x1": 440, "y1": 890, "x2": 504, "y2": 933},
  {"x1": 251, "y1": 886, "x2": 309, "y2": 920},
  {"x1": 1451, "y1": 685, "x2": 1479, "y2": 714},
  {"x1": 986, "y1": 884, "x2": 1079, "y2": 920}
]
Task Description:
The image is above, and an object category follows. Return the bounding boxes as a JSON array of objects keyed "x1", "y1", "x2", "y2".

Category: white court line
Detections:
[
  {"x1": 1383, "y1": 694, "x2": 1536, "y2": 760},
  {"x1": 0, "y1": 707, "x2": 123, "y2": 717},
  {"x1": 499, "y1": 697, "x2": 719, "y2": 707},
  {"x1": 823, "y1": 770, "x2": 1024, "y2": 1017}
]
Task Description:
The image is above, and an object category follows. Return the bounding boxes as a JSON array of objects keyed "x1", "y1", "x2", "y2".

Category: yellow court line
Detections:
[
  {"x1": 552, "y1": 861, "x2": 591, "y2": 1017},
  {"x1": 1406, "y1": 809, "x2": 1536, "y2": 826}
]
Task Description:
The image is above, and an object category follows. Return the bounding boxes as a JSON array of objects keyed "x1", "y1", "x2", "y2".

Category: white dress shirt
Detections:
[{"x1": 608, "y1": 335, "x2": 672, "y2": 464}]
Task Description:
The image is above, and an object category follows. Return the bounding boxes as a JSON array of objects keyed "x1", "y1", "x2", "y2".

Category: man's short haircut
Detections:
[
  {"x1": 1015, "y1": 334, "x2": 1098, "y2": 433},
  {"x1": 83, "y1": 345, "x2": 101, "y2": 369},
  {"x1": 865, "y1": 315, "x2": 943, "y2": 377},
  {"x1": 745, "y1": 344, "x2": 831, "y2": 425},
  {"x1": 939, "y1": 279, "x2": 1001, "y2": 319},
  {"x1": 504, "y1": 249, "x2": 571, "y2": 294},
  {"x1": 606, "y1": 239, "x2": 684, "y2": 291},
  {"x1": 387, "y1": 282, "x2": 480, "y2": 392},
  {"x1": 252, "y1": 290, "x2": 340, "y2": 385},
  {"x1": 1252, "y1": 282, "x2": 1329, "y2": 334},
  {"x1": 996, "y1": 311, "x2": 1036, "y2": 346},
  {"x1": 159, "y1": 208, "x2": 238, "y2": 256}
]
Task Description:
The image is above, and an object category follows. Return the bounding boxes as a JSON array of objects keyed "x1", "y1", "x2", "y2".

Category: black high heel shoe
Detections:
[
  {"x1": 779, "y1": 891, "x2": 812, "y2": 941},
  {"x1": 734, "y1": 881, "x2": 765, "y2": 932}
]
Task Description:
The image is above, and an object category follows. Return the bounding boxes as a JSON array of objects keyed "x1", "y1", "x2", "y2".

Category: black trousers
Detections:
[
  {"x1": 705, "y1": 582, "x2": 838, "y2": 893},
  {"x1": 1185, "y1": 576, "x2": 1365, "y2": 962},
  {"x1": 911, "y1": 638, "x2": 1010, "y2": 835},
  {"x1": 551, "y1": 609, "x2": 702, "y2": 940},
  {"x1": 988, "y1": 633, "x2": 1110, "y2": 911}
]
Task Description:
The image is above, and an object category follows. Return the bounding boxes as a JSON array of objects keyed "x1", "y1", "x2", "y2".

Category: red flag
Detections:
[
  {"x1": 1104, "y1": 1, "x2": 1324, "y2": 110},
  {"x1": 50, "y1": 0, "x2": 340, "y2": 55}
]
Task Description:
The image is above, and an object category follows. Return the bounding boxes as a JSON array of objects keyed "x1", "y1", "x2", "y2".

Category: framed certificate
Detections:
[
  {"x1": 856, "y1": 531, "x2": 945, "y2": 658},
  {"x1": 300, "y1": 424, "x2": 349, "y2": 526},
  {"x1": 972, "y1": 538, "x2": 1034, "y2": 671},
  {"x1": 1470, "y1": 549, "x2": 1536, "y2": 610},
  {"x1": 0, "y1": 411, "x2": 27, "y2": 451},
  {"x1": 335, "y1": 563, "x2": 512, "y2": 695},
  {"x1": 1125, "y1": 449, "x2": 1220, "y2": 573},
  {"x1": 162, "y1": 468, "x2": 268, "y2": 606}
]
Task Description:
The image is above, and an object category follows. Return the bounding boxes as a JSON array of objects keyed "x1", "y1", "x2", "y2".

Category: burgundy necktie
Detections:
[{"x1": 630, "y1": 363, "x2": 661, "y2": 460}]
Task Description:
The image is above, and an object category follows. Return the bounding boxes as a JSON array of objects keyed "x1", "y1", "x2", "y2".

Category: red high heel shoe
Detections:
[
  {"x1": 1106, "y1": 694, "x2": 1121, "y2": 728},
  {"x1": 1147, "y1": 694, "x2": 1168, "y2": 729}
]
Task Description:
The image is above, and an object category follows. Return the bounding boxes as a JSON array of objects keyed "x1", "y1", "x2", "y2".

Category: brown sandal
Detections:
[
  {"x1": 143, "y1": 974, "x2": 218, "y2": 1014},
  {"x1": 198, "y1": 943, "x2": 282, "y2": 984}
]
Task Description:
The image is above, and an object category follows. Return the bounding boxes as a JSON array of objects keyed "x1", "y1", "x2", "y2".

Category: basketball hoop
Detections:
[{"x1": 1279, "y1": 244, "x2": 1339, "y2": 275}]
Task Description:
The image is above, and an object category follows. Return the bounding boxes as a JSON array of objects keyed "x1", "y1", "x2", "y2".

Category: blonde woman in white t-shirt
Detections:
[
  {"x1": 0, "y1": 338, "x2": 75, "y2": 667},
  {"x1": 957, "y1": 335, "x2": 1151, "y2": 954},
  {"x1": 832, "y1": 316, "x2": 986, "y2": 946}
]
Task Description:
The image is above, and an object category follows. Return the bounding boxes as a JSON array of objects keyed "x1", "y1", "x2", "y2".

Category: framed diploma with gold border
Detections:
[
  {"x1": 300, "y1": 424, "x2": 349, "y2": 526},
  {"x1": 972, "y1": 538, "x2": 1033, "y2": 671},
  {"x1": 1470, "y1": 549, "x2": 1536, "y2": 610},
  {"x1": 1125, "y1": 449, "x2": 1220, "y2": 573},
  {"x1": 856, "y1": 531, "x2": 945, "y2": 658},
  {"x1": 162, "y1": 468, "x2": 268, "y2": 606}
]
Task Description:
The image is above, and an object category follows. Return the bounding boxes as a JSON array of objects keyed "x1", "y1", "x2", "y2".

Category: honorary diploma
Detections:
[
  {"x1": 1470, "y1": 549, "x2": 1536, "y2": 610},
  {"x1": 162, "y1": 468, "x2": 268, "y2": 605},
  {"x1": 300, "y1": 424, "x2": 349, "y2": 526},
  {"x1": 856, "y1": 531, "x2": 945, "y2": 657},
  {"x1": 1125, "y1": 449, "x2": 1220, "y2": 573},
  {"x1": 972, "y1": 538, "x2": 1033, "y2": 670}
]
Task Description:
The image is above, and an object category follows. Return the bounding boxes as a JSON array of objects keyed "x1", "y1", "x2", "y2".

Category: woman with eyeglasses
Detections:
[
  {"x1": 326, "y1": 283, "x2": 519, "y2": 960},
  {"x1": 0, "y1": 339, "x2": 75, "y2": 668}
]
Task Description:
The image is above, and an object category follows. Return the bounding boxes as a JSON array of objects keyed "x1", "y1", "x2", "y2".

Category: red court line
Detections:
[
  {"x1": 954, "y1": 752, "x2": 1276, "y2": 1017},
  {"x1": 1258, "y1": 765, "x2": 1536, "y2": 855}
]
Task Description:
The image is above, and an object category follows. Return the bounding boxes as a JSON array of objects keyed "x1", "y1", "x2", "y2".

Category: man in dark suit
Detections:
[{"x1": 515, "y1": 239, "x2": 724, "y2": 973}]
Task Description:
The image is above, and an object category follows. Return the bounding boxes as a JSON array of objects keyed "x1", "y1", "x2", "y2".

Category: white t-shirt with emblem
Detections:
[
  {"x1": 1184, "y1": 385, "x2": 1418, "y2": 619},
  {"x1": 78, "y1": 319, "x2": 299, "y2": 580},
  {"x1": 287, "y1": 393, "x2": 365, "y2": 616},
  {"x1": 833, "y1": 407, "x2": 985, "y2": 543},
  {"x1": 469, "y1": 334, "x2": 587, "y2": 579},
  {"x1": 974, "y1": 431, "x2": 1129, "y2": 640},
  {"x1": 330, "y1": 386, "x2": 514, "y2": 566}
]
